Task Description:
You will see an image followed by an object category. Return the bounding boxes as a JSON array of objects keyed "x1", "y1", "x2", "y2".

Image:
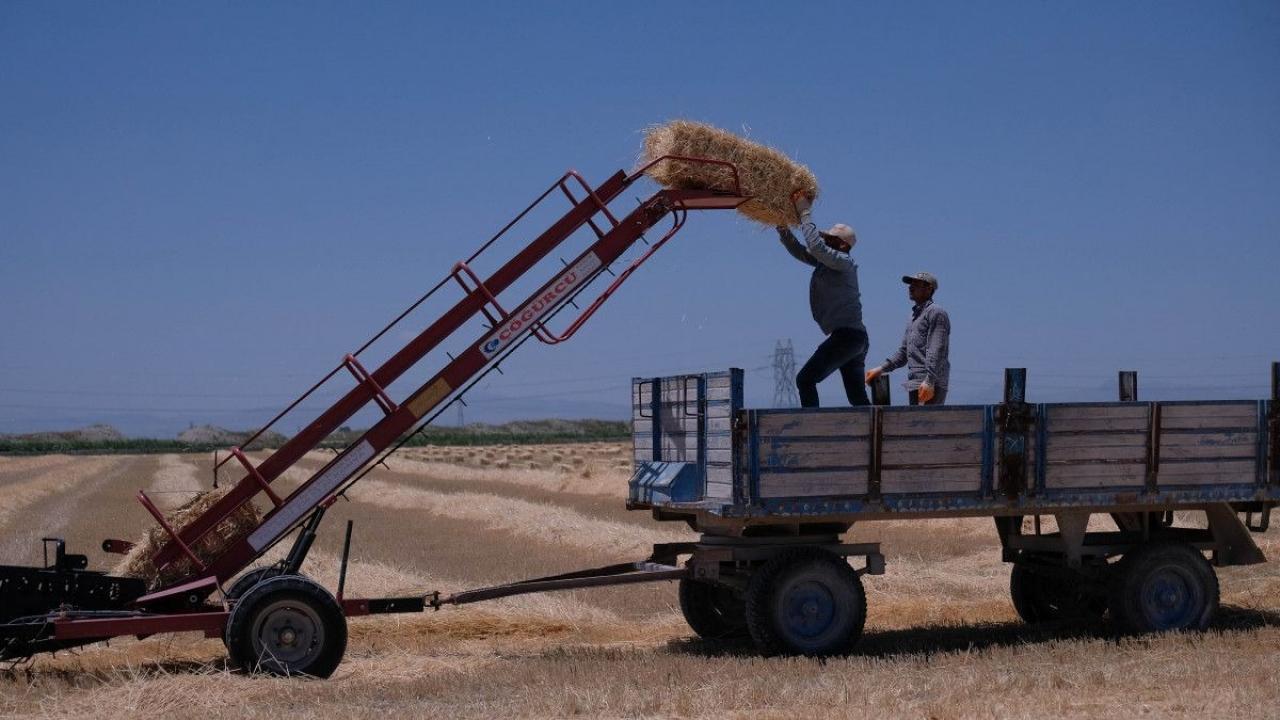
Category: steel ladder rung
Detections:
[{"x1": 342, "y1": 354, "x2": 398, "y2": 416}]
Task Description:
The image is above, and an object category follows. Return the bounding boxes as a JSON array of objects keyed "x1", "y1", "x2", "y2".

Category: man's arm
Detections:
[
  {"x1": 880, "y1": 346, "x2": 908, "y2": 372},
  {"x1": 796, "y1": 206, "x2": 854, "y2": 271},
  {"x1": 776, "y1": 225, "x2": 816, "y2": 266},
  {"x1": 881, "y1": 324, "x2": 911, "y2": 372},
  {"x1": 922, "y1": 309, "x2": 951, "y2": 386}
]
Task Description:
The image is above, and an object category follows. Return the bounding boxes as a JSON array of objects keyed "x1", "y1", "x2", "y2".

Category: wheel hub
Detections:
[
  {"x1": 782, "y1": 581, "x2": 836, "y2": 639},
  {"x1": 252, "y1": 601, "x2": 324, "y2": 667},
  {"x1": 1141, "y1": 567, "x2": 1198, "y2": 628}
]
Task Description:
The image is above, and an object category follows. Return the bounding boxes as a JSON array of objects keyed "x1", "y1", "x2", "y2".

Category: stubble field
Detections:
[{"x1": 1, "y1": 444, "x2": 1278, "y2": 719}]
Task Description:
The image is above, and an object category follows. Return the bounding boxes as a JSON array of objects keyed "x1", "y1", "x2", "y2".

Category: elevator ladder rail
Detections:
[{"x1": 138, "y1": 156, "x2": 749, "y2": 598}]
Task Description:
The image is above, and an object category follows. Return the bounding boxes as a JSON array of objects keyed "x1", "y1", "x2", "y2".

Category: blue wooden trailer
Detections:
[{"x1": 625, "y1": 366, "x2": 1279, "y2": 655}]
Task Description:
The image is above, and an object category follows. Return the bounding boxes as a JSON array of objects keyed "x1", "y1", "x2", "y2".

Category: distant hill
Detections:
[
  {"x1": 0, "y1": 424, "x2": 126, "y2": 443},
  {"x1": 177, "y1": 425, "x2": 288, "y2": 450}
]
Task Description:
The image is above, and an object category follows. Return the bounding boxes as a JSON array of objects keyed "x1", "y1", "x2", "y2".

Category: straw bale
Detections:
[
  {"x1": 639, "y1": 120, "x2": 819, "y2": 226},
  {"x1": 115, "y1": 486, "x2": 261, "y2": 590}
]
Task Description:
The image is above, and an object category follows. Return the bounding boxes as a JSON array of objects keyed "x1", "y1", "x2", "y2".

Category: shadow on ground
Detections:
[
  {"x1": 665, "y1": 604, "x2": 1280, "y2": 659},
  {"x1": 2, "y1": 656, "x2": 231, "y2": 684},
  {"x1": 5, "y1": 606, "x2": 1278, "y2": 681}
]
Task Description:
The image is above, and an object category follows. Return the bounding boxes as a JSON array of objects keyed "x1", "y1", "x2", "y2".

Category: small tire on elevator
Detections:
[
  {"x1": 224, "y1": 575, "x2": 347, "y2": 678},
  {"x1": 1108, "y1": 542, "x2": 1219, "y2": 634},
  {"x1": 744, "y1": 549, "x2": 866, "y2": 657},
  {"x1": 1009, "y1": 562, "x2": 1107, "y2": 625},
  {"x1": 679, "y1": 578, "x2": 748, "y2": 640}
]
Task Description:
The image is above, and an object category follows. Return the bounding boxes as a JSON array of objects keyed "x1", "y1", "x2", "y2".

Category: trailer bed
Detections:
[{"x1": 628, "y1": 369, "x2": 1278, "y2": 531}]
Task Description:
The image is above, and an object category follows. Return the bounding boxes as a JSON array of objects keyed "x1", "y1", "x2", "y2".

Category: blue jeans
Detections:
[{"x1": 796, "y1": 327, "x2": 870, "y2": 408}]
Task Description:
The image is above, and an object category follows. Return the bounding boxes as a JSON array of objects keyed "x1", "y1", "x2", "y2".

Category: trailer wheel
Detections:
[
  {"x1": 1109, "y1": 543, "x2": 1219, "y2": 634},
  {"x1": 1009, "y1": 563, "x2": 1107, "y2": 624},
  {"x1": 678, "y1": 578, "x2": 747, "y2": 640},
  {"x1": 744, "y1": 549, "x2": 865, "y2": 657},
  {"x1": 225, "y1": 575, "x2": 347, "y2": 678},
  {"x1": 224, "y1": 567, "x2": 282, "y2": 602}
]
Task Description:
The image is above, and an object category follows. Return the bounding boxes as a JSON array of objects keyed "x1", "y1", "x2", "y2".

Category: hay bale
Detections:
[
  {"x1": 640, "y1": 120, "x2": 819, "y2": 226},
  {"x1": 115, "y1": 486, "x2": 261, "y2": 590}
]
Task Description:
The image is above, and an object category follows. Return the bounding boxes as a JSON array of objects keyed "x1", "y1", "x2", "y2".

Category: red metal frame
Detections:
[
  {"x1": 342, "y1": 355, "x2": 398, "y2": 416},
  {"x1": 18, "y1": 157, "x2": 752, "y2": 646},
  {"x1": 136, "y1": 490, "x2": 208, "y2": 573},
  {"x1": 533, "y1": 207, "x2": 688, "y2": 346},
  {"x1": 134, "y1": 575, "x2": 222, "y2": 609},
  {"x1": 153, "y1": 169, "x2": 632, "y2": 574},
  {"x1": 229, "y1": 448, "x2": 283, "y2": 507},
  {"x1": 53, "y1": 611, "x2": 230, "y2": 641},
  {"x1": 449, "y1": 261, "x2": 509, "y2": 328},
  {"x1": 204, "y1": 169, "x2": 632, "y2": 479},
  {"x1": 141, "y1": 158, "x2": 748, "y2": 593}
]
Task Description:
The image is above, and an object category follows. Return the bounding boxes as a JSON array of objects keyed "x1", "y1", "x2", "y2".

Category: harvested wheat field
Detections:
[{"x1": 1, "y1": 446, "x2": 1278, "y2": 719}]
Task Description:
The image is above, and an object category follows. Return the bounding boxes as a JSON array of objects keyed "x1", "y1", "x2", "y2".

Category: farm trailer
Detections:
[{"x1": 624, "y1": 366, "x2": 1279, "y2": 655}]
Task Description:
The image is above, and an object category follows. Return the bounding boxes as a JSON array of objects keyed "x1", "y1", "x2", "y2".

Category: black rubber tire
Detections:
[
  {"x1": 1009, "y1": 563, "x2": 1108, "y2": 624},
  {"x1": 1108, "y1": 543, "x2": 1219, "y2": 634},
  {"x1": 224, "y1": 575, "x2": 347, "y2": 678},
  {"x1": 744, "y1": 549, "x2": 866, "y2": 657},
  {"x1": 678, "y1": 578, "x2": 748, "y2": 640},
  {"x1": 225, "y1": 567, "x2": 282, "y2": 603}
]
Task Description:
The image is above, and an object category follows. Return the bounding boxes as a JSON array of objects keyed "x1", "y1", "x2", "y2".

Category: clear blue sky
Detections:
[{"x1": 2, "y1": 2, "x2": 1278, "y2": 437}]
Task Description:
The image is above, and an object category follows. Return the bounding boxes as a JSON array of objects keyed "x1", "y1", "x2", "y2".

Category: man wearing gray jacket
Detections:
[
  {"x1": 776, "y1": 194, "x2": 870, "y2": 408},
  {"x1": 865, "y1": 272, "x2": 951, "y2": 405}
]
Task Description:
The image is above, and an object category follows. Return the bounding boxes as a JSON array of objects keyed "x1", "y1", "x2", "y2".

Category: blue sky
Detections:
[{"x1": 2, "y1": 2, "x2": 1278, "y2": 437}]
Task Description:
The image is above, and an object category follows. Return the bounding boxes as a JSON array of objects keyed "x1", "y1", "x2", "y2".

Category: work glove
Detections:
[
  {"x1": 864, "y1": 367, "x2": 883, "y2": 385},
  {"x1": 791, "y1": 190, "x2": 813, "y2": 214},
  {"x1": 918, "y1": 382, "x2": 935, "y2": 404}
]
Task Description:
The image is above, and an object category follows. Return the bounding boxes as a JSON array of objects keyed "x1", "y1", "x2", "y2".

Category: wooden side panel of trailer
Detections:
[
  {"x1": 752, "y1": 406, "x2": 991, "y2": 499},
  {"x1": 742, "y1": 401, "x2": 1265, "y2": 506},
  {"x1": 1042, "y1": 404, "x2": 1149, "y2": 489},
  {"x1": 630, "y1": 367, "x2": 1276, "y2": 521},
  {"x1": 755, "y1": 410, "x2": 871, "y2": 498},
  {"x1": 880, "y1": 407, "x2": 986, "y2": 495},
  {"x1": 1157, "y1": 402, "x2": 1259, "y2": 487},
  {"x1": 1041, "y1": 402, "x2": 1260, "y2": 490}
]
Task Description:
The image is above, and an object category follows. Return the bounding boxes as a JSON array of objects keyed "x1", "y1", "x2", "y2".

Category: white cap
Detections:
[{"x1": 820, "y1": 223, "x2": 857, "y2": 248}]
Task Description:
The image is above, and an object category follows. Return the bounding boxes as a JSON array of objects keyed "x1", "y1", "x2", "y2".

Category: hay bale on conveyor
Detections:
[
  {"x1": 115, "y1": 486, "x2": 261, "y2": 590},
  {"x1": 640, "y1": 120, "x2": 819, "y2": 226}
]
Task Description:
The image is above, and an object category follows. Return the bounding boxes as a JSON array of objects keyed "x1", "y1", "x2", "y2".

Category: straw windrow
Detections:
[
  {"x1": 115, "y1": 486, "x2": 261, "y2": 589},
  {"x1": 640, "y1": 120, "x2": 819, "y2": 226}
]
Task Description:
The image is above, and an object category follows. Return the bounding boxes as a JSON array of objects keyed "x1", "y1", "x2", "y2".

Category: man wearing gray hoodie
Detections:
[{"x1": 776, "y1": 194, "x2": 870, "y2": 408}]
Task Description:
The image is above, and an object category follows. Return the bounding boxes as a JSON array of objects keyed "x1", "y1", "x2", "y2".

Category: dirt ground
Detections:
[{"x1": 1, "y1": 445, "x2": 1278, "y2": 719}]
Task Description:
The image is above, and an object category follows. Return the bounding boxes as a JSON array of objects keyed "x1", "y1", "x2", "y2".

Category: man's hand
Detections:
[
  {"x1": 864, "y1": 367, "x2": 883, "y2": 385},
  {"x1": 791, "y1": 189, "x2": 812, "y2": 214},
  {"x1": 918, "y1": 382, "x2": 935, "y2": 404}
]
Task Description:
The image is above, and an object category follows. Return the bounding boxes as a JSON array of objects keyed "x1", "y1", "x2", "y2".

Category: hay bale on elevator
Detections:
[
  {"x1": 639, "y1": 120, "x2": 819, "y2": 226},
  {"x1": 115, "y1": 486, "x2": 261, "y2": 590}
]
